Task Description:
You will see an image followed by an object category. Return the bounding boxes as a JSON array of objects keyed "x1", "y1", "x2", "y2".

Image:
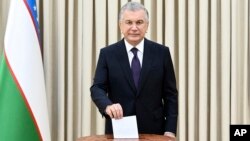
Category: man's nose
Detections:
[{"x1": 131, "y1": 24, "x2": 138, "y2": 30}]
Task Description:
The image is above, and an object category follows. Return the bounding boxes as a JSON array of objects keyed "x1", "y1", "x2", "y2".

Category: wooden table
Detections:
[{"x1": 77, "y1": 134, "x2": 172, "y2": 141}]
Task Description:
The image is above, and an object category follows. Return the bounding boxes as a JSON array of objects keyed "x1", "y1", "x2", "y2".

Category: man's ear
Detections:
[
  {"x1": 146, "y1": 21, "x2": 149, "y2": 29},
  {"x1": 119, "y1": 22, "x2": 123, "y2": 33}
]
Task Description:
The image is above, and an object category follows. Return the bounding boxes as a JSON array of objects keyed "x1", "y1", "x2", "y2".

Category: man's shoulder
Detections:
[
  {"x1": 145, "y1": 38, "x2": 169, "y2": 50},
  {"x1": 101, "y1": 40, "x2": 124, "y2": 51}
]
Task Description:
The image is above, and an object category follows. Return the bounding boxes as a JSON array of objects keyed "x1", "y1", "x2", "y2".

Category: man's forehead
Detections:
[
  {"x1": 122, "y1": 10, "x2": 146, "y2": 19},
  {"x1": 123, "y1": 9, "x2": 145, "y2": 14}
]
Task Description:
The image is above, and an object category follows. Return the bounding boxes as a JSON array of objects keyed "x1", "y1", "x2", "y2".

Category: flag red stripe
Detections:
[{"x1": 4, "y1": 46, "x2": 43, "y2": 140}]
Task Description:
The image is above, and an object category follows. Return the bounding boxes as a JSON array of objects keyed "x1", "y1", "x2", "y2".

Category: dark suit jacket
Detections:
[{"x1": 90, "y1": 38, "x2": 178, "y2": 135}]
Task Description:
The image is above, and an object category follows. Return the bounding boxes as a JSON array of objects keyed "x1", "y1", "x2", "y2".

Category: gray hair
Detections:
[{"x1": 118, "y1": 2, "x2": 149, "y2": 22}]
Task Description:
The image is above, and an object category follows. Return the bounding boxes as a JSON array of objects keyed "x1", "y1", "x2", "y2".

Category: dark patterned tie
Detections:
[{"x1": 131, "y1": 48, "x2": 141, "y2": 89}]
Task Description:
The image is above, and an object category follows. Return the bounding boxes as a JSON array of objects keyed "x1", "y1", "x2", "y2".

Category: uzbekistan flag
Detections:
[{"x1": 0, "y1": 0, "x2": 51, "y2": 140}]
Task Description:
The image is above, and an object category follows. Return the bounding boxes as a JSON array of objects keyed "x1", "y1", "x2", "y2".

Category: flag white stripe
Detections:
[{"x1": 5, "y1": 0, "x2": 51, "y2": 140}]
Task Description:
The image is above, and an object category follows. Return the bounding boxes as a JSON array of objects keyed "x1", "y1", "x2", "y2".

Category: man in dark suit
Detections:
[{"x1": 90, "y1": 2, "x2": 178, "y2": 140}]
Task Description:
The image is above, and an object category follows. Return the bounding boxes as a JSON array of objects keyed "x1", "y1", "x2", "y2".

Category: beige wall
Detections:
[{"x1": 0, "y1": 0, "x2": 249, "y2": 141}]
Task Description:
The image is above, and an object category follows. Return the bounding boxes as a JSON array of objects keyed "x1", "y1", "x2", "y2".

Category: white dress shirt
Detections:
[{"x1": 124, "y1": 39, "x2": 144, "y2": 67}]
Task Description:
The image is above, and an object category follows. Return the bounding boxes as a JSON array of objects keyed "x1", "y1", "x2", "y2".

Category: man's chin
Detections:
[
  {"x1": 126, "y1": 40, "x2": 142, "y2": 46},
  {"x1": 128, "y1": 35, "x2": 140, "y2": 38},
  {"x1": 127, "y1": 37, "x2": 142, "y2": 42}
]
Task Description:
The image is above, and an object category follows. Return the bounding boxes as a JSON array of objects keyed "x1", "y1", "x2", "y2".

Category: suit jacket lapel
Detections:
[
  {"x1": 137, "y1": 39, "x2": 154, "y2": 96},
  {"x1": 115, "y1": 39, "x2": 137, "y2": 92}
]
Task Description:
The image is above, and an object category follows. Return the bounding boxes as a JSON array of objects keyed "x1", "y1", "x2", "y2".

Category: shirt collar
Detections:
[{"x1": 124, "y1": 39, "x2": 144, "y2": 54}]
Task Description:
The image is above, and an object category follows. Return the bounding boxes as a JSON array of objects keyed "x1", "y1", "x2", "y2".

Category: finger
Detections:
[
  {"x1": 112, "y1": 104, "x2": 123, "y2": 119},
  {"x1": 115, "y1": 104, "x2": 123, "y2": 119},
  {"x1": 110, "y1": 105, "x2": 118, "y2": 118},
  {"x1": 112, "y1": 104, "x2": 120, "y2": 119},
  {"x1": 106, "y1": 105, "x2": 113, "y2": 118}
]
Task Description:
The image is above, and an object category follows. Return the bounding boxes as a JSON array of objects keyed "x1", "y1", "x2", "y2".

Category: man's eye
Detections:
[
  {"x1": 136, "y1": 21, "x2": 143, "y2": 25},
  {"x1": 125, "y1": 21, "x2": 133, "y2": 25}
]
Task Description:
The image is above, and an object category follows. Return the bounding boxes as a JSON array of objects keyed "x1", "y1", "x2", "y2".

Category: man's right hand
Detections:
[{"x1": 105, "y1": 103, "x2": 123, "y2": 119}]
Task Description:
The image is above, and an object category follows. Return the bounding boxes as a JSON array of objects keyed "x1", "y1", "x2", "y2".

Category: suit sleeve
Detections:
[
  {"x1": 90, "y1": 49, "x2": 113, "y2": 116},
  {"x1": 163, "y1": 47, "x2": 178, "y2": 134}
]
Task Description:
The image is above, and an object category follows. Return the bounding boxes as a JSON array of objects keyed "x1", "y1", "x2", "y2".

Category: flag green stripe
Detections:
[{"x1": 0, "y1": 55, "x2": 40, "y2": 141}]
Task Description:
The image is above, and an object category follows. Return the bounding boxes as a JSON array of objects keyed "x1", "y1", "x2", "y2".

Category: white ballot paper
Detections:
[{"x1": 111, "y1": 115, "x2": 139, "y2": 138}]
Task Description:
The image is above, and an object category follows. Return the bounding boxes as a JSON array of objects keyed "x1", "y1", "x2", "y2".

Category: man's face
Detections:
[{"x1": 119, "y1": 9, "x2": 149, "y2": 46}]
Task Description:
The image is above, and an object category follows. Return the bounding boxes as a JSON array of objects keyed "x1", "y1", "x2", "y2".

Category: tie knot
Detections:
[{"x1": 131, "y1": 48, "x2": 138, "y2": 56}]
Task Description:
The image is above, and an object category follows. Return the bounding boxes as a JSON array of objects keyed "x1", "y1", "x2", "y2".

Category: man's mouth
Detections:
[{"x1": 129, "y1": 34, "x2": 139, "y2": 36}]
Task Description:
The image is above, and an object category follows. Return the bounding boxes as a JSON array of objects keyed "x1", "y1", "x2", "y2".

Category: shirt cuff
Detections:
[{"x1": 164, "y1": 132, "x2": 176, "y2": 137}]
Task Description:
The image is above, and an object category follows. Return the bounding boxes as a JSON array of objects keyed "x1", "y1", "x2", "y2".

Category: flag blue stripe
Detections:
[
  {"x1": 25, "y1": 0, "x2": 40, "y2": 33},
  {"x1": 23, "y1": 0, "x2": 42, "y2": 55}
]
